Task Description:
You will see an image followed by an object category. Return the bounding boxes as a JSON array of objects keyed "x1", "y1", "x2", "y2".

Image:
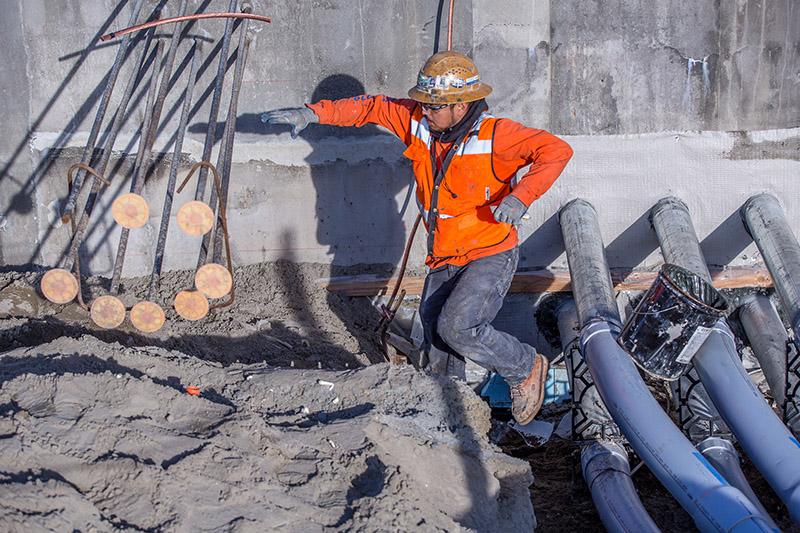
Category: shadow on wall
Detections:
[
  {"x1": 309, "y1": 75, "x2": 413, "y2": 363},
  {"x1": 248, "y1": 74, "x2": 415, "y2": 363}
]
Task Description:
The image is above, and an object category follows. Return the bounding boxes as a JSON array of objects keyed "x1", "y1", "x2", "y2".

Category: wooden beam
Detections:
[{"x1": 320, "y1": 267, "x2": 774, "y2": 296}]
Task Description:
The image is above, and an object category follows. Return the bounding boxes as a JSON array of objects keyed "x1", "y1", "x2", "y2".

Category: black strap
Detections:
[{"x1": 426, "y1": 131, "x2": 471, "y2": 257}]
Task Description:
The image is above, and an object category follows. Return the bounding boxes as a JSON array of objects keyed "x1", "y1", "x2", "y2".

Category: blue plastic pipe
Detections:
[
  {"x1": 652, "y1": 196, "x2": 800, "y2": 524},
  {"x1": 559, "y1": 198, "x2": 774, "y2": 532},
  {"x1": 582, "y1": 441, "x2": 660, "y2": 533},
  {"x1": 557, "y1": 298, "x2": 659, "y2": 533}
]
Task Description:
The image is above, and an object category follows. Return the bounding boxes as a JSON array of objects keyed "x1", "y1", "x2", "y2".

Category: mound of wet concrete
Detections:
[{"x1": 0, "y1": 335, "x2": 535, "y2": 531}]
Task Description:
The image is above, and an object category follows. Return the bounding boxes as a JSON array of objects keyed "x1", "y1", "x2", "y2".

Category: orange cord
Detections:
[{"x1": 101, "y1": 12, "x2": 272, "y2": 42}]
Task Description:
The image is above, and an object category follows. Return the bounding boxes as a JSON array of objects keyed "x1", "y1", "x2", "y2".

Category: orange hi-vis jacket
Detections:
[{"x1": 308, "y1": 95, "x2": 573, "y2": 268}]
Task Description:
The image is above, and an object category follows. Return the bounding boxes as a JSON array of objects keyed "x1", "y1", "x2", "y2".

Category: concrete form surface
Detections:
[{"x1": 0, "y1": 0, "x2": 798, "y2": 276}]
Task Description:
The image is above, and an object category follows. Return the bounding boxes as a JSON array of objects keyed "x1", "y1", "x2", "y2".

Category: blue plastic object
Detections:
[{"x1": 481, "y1": 368, "x2": 570, "y2": 409}]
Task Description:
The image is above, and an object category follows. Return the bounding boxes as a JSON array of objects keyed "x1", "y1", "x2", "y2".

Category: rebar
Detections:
[
  {"x1": 175, "y1": 162, "x2": 235, "y2": 310},
  {"x1": 208, "y1": 22, "x2": 253, "y2": 266},
  {"x1": 109, "y1": 1, "x2": 191, "y2": 295},
  {"x1": 194, "y1": 0, "x2": 238, "y2": 208},
  {"x1": 65, "y1": 163, "x2": 112, "y2": 311},
  {"x1": 149, "y1": 40, "x2": 203, "y2": 301},
  {"x1": 61, "y1": 22, "x2": 159, "y2": 273},
  {"x1": 60, "y1": 0, "x2": 145, "y2": 222},
  {"x1": 110, "y1": 38, "x2": 165, "y2": 295}
]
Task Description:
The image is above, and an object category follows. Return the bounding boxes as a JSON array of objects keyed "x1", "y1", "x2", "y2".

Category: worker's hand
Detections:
[
  {"x1": 492, "y1": 195, "x2": 528, "y2": 225},
  {"x1": 261, "y1": 107, "x2": 319, "y2": 139}
]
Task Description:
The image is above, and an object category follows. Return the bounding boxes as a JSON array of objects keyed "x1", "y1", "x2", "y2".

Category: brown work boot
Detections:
[{"x1": 510, "y1": 354, "x2": 549, "y2": 425}]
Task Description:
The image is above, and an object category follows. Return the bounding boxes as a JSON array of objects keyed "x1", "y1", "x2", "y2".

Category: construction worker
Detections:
[{"x1": 262, "y1": 51, "x2": 572, "y2": 424}]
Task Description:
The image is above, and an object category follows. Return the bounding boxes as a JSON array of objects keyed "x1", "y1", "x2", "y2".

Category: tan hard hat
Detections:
[{"x1": 408, "y1": 51, "x2": 492, "y2": 104}]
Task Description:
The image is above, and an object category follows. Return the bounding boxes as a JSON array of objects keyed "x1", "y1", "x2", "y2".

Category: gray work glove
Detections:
[
  {"x1": 492, "y1": 195, "x2": 528, "y2": 225},
  {"x1": 261, "y1": 107, "x2": 319, "y2": 139}
]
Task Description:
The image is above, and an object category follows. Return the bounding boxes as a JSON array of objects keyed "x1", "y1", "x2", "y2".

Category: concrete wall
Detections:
[{"x1": 0, "y1": 0, "x2": 799, "y2": 278}]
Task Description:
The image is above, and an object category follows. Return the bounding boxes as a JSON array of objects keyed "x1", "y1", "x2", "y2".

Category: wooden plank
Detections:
[{"x1": 320, "y1": 267, "x2": 774, "y2": 296}]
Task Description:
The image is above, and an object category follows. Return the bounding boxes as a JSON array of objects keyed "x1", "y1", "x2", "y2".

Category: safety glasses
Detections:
[{"x1": 420, "y1": 102, "x2": 451, "y2": 111}]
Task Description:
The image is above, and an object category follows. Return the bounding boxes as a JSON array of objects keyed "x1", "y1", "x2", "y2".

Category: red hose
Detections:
[{"x1": 100, "y1": 12, "x2": 272, "y2": 42}]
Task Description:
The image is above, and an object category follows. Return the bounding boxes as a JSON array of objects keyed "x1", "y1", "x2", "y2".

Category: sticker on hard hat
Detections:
[
  {"x1": 417, "y1": 73, "x2": 480, "y2": 91},
  {"x1": 418, "y1": 74, "x2": 437, "y2": 89}
]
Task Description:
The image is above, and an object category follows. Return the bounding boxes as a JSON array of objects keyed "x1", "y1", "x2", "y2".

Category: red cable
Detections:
[{"x1": 101, "y1": 12, "x2": 272, "y2": 42}]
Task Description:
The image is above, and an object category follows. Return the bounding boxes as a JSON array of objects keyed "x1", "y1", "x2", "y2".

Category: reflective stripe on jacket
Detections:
[
  {"x1": 404, "y1": 106, "x2": 516, "y2": 263},
  {"x1": 307, "y1": 95, "x2": 573, "y2": 268}
]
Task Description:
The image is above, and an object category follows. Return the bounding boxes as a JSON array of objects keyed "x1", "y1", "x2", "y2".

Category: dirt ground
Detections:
[{"x1": 0, "y1": 262, "x2": 798, "y2": 532}]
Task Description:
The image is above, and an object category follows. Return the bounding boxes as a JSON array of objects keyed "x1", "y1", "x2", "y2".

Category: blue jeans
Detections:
[{"x1": 420, "y1": 247, "x2": 537, "y2": 386}]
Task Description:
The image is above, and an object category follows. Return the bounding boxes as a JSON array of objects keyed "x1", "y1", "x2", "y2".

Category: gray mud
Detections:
[
  {"x1": 1, "y1": 264, "x2": 798, "y2": 532},
  {"x1": 0, "y1": 264, "x2": 533, "y2": 532}
]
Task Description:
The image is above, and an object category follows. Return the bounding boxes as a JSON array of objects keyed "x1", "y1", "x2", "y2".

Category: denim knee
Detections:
[{"x1": 436, "y1": 311, "x2": 475, "y2": 352}]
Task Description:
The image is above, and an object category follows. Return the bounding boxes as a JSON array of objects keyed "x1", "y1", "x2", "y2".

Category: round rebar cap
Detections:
[
  {"x1": 90, "y1": 295, "x2": 126, "y2": 329},
  {"x1": 112, "y1": 193, "x2": 150, "y2": 229},
  {"x1": 174, "y1": 290, "x2": 209, "y2": 321},
  {"x1": 176, "y1": 201, "x2": 214, "y2": 236},
  {"x1": 195, "y1": 263, "x2": 233, "y2": 299},
  {"x1": 41, "y1": 268, "x2": 79, "y2": 304},
  {"x1": 130, "y1": 301, "x2": 166, "y2": 333}
]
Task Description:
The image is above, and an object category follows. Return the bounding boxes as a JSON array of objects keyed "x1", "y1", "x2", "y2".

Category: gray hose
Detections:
[
  {"x1": 560, "y1": 198, "x2": 773, "y2": 532},
  {"x1": 652, "y1": 196, "x2": 800, "y2": 523}
]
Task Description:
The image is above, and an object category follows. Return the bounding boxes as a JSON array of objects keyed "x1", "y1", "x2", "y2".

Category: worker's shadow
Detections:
[{"x1": 260, "y1": 75, "x2": 415, "y2": 364}]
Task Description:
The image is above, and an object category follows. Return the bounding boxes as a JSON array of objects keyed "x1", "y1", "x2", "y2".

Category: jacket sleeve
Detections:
[
  {"x1": 307, "y1": 95, "x2": 417, "y2": 144},
  {"x1": 492, "y1": 119, "x2": 573, "y2": 206}
]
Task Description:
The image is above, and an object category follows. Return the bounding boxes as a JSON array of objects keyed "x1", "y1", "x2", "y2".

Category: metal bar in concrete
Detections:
[
  {"x1": 651, "y1": 195, "x2": 800, "y2": 524},
  {"x1": 174, "y1": 161, "x2": 236, "y2": 311},
  {"x1": 59, "y1": 0, "x2": 145, "y2": 222},
  {"x1": 193, "y1": 0, "x2": 238, "y2": 205},
  {"x1": 109, "y1": 38, "x2": 165, "y2": 295},
  {"x1": 149, "y1": 39, "x2": 202, "y2": 301},
  {"x1": 560, "y1": 198, "x2": 773, "y2": 532},
  {"x1": 108, "y1": 0, "x2": 191, "y2": 295},
  {"x1": 204, "y1": 15, "x2": 252, "y2": 266},
  {"x1": 100, "y1": 11, "x2": 272, "y2": 42},
  {"x1": 61, "y1": 21, "x2": 158, "y2": 273}
]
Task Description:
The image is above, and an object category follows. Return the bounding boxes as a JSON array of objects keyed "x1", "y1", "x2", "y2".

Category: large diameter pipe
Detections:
[
  {"x1": 558, "y1": 299, "x2": 658, "y2": 532},
  {"x1": 558, "y1": 199, "x2": 619, "y2": 329},
  {"x1": 652, "y1": 196, "x2": 800, "y2": 522},
  {"x1": 697, "y1": 437, "x2": 778, "y2": 531},
  {"x1": 581, "y1": 441, "x2": 660, "y2": 533},
  {"x1": 742, "y1": 193, "x2": 800, "y2": 345},
  {"x1": 560, "y1": 199, "x2": 773, "y2": 532},
  {"x1": 738, "y1": 293, "x2": 792, "y2": 420}
]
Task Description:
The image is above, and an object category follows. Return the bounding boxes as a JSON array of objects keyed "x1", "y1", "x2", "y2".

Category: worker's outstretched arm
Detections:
[
  {"x1": 261, "y1": 108, "x2": 319, "y2": 138},
  {"x1": 262, "y1": 96, "x2": 414, "y2": 141}
]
